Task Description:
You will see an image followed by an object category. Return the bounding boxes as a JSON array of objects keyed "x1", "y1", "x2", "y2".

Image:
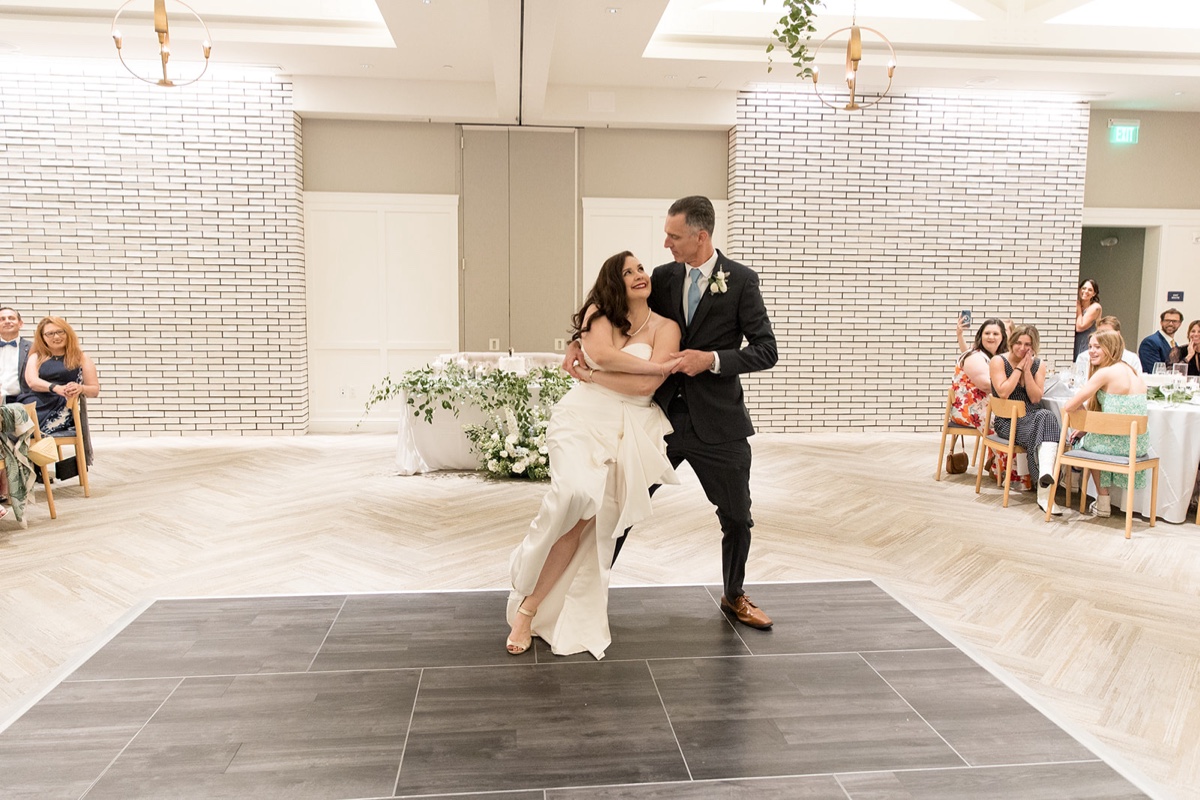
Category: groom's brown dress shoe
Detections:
[{"x1": 720, "y1": 594, "x2": 772, "y2": 629}]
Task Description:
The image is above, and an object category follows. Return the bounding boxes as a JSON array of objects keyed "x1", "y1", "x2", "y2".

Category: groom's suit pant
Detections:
[{"x1": 612, "y1": 401, "x2": 754, "y2": 602}]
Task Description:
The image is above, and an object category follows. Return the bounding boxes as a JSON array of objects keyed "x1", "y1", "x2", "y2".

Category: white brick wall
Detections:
[
  {"x1": 731, "y1": 88, "x2": 1089, "y2": 432},
  {"x1": 0, "y1": 62, "x2": 306, "y2": 434}
]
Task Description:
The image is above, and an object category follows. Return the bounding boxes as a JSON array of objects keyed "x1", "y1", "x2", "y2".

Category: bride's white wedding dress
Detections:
[{"x1": 507, "y1": 342, "x2": 677, "y2": 659}]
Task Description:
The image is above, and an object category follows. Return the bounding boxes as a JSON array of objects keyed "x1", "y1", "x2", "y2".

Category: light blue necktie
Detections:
[{"x1": 686, "y1": 268, "x2": 702, "y2": 325}]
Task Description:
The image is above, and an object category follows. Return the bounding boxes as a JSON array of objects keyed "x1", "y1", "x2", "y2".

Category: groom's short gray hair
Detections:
[{"x1": 668, "y1": 195, "x2": 715, "y2": 235}]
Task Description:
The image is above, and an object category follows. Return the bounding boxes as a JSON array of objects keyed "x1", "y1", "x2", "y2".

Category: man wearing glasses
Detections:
[{"x1": 1138, "y1": 308, "x2": 1184, "y2": 373}]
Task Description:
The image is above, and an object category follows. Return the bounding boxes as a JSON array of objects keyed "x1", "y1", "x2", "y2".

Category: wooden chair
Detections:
[
  {"x1": 1045, "y1": 408, "x2": 1158, "y2": 539},
  {"x1": 23, "y1": 403, "x2": 57, "y2": 520},
  {"x1": 49, "y1": 396, "x2": 90, "y2": 497},
  {"x1": 975, "y1": 396, "x2": 1026, "y2": 507},
  {"x1": 934, "y1": 386, "x2": 984, "y2": 481}
]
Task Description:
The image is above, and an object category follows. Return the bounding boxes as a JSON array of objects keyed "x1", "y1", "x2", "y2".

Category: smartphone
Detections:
[{"x1": 960, "y1": 309, "x2": 972, "y2": 327}]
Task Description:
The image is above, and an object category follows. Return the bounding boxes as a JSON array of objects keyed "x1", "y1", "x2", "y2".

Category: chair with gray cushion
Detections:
[{"x1": 1045, "y1": 408, "x2": 1159, "y2": 538}]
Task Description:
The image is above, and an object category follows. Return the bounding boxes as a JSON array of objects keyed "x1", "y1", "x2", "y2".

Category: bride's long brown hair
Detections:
[{"x1": 571, "y1": 251, "x2": 638, "y2": 339}]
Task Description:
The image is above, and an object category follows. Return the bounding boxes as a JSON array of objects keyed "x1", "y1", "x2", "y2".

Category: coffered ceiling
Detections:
[{"x1": 2, "y1": 0, "x2": 1198, "y2": 126}]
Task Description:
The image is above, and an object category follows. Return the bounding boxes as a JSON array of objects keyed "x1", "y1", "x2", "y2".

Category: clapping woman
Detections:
[
  {"x1": 23, "y1": 317, "x2": 100, "y2": 436},
  {"x1": 990, "y1": 324, "x2": 1062, "y2": 514},
  {"x1": 1170, "y1": 320, "x2": 1200, "y2": 376},
  {"x1": 1074, "y1": 279, "x2": 1102, "y2": 359}
]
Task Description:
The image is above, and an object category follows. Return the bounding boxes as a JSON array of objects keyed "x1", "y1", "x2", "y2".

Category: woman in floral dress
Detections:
[
  {"x1": 1063, "y1": 330, "x2": 1149, "y2": 517},
  {"x1": 951, "y1": 318, "x2": 1023, "y2": 484}
]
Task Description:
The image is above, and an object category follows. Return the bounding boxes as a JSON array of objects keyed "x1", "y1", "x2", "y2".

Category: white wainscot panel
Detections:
[{"x1": 306, "y1": 192, "x2": 460, "y2": 433}]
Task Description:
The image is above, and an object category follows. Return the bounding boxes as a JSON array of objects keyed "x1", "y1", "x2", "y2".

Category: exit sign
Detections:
[{"x1": 1109, "y1": 118, "x2": 1140, "y2": 145}]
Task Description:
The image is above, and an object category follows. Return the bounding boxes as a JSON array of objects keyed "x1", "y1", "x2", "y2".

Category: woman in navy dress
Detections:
[
  {"x1": 23, "y1": 317, "x2": 100, "y2": 436},
  {"x1": 1073, "y1": 279, "x2": 1101, "y2": 359},
  {"x1": 990, "y1": 323, "x2": 1062, "y2": 515}
]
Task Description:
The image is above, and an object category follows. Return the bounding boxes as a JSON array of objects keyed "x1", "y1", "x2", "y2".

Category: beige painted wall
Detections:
[
  {"x1": 580, "y1": 129, "x2": 729, "y2": 199},
  {"x1": 302, "y1": 120, "x2": 459, "y2": 193},
  {"x1": 1085, "y1": 110, "x2": 1200, "y2": 209}
]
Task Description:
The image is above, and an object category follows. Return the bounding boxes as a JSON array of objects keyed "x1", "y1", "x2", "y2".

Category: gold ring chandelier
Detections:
[
  {"x1": 111, "y1": 0, "x2": 212, "y2": 87},
  {"x1": 810, "y1": 3, "x2": 895, "y2": 111}
]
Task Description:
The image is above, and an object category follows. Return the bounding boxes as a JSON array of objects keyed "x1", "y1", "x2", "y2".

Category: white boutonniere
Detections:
[{"x1": 708, "y1": 268, "x2": 729, "y2": 294}]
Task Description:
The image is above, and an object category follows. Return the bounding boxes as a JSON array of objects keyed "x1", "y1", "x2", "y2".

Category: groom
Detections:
[{"x1": 569, "y1": 195, "x2": 779, "y2": 629}]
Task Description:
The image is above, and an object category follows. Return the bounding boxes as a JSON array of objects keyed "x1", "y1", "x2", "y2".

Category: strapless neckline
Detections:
[{"x1": 582, "y1": 341, "x2": 653, "y2": 370}]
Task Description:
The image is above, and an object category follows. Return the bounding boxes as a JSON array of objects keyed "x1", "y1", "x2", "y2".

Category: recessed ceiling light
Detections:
[
  {"x1": 664, "y1": 75, "x2": 677, "y2": 80},
  {"x1": 1175, "y1": 91, "x2": 1184, "y2": 96},
  {"x1": 965, "y1": 76, "x2": 1000, "y2": 87},
  {"x1": 606, "y1": 7, "x2": 620, "y2": 14},
  {"x1": 361, "y1": 64, "x2": 373, "y2": 70}
]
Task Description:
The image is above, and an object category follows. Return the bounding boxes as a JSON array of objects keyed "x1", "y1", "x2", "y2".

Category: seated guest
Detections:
[
  {"x1": 1137, "y1": 308, "x2": 1183, "y2": 373},
  {"x1": 23, "y1": 317, "x2": 100, "y2": 437},
  {"x1": 951, "y1": 318, "x2": 1022, "y2": 485},
  {"x1": 990, "y1": 323, "x2": 1062, "y2": 515},
  {"x1": 1073, "y1": 316, "x2": 1141, "y2": 376},
  {"x1": 0, "y1": 306, "x2": 31, "y2": 504},
  {"x1": 1062, "y1": 330, "x2": 1149, "y2": 517},
  {"x1": 1169, "y1": 320, "x2": 1200, "y2": 376}
]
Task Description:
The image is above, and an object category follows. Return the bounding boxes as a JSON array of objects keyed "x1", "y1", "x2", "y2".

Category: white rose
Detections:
[
  {"x1": 487, "y1": 459, "x2": 499, "y2": 471},
  {"x1": 512, "y1": 461, "x2": 526, "y2": 474},
  {"x1": 499, "y1": 450, "x2": 508, "y2": 458},
  {"x1": 538, "y1": 456, "x2": 547, "y2": 464}
]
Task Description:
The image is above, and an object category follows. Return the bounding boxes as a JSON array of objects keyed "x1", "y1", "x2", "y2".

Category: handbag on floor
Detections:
[
  {"x1": 27, "y1": 437, "x2": 59, "y2": 467},
  {"x1": 945, "y1": 436, "x2": 969, "y2": 475}
]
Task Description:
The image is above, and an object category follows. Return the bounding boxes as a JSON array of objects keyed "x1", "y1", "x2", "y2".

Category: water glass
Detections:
[
  {"x1": 1153, "y1": 362, "x2": 1168, "y2": 376},
  {"x1": 1171, "y1": 362, "x2": 1188, "y2": 378}
]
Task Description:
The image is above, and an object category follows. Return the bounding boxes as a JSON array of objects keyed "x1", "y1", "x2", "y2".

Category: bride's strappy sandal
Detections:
[{"x1": 506, "y1": 604, "x2": 535, "y2": 655}]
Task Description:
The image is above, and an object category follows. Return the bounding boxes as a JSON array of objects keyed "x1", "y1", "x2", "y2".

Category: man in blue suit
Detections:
[{"x1": 1138, "y1": 308, "x2": 1183, "y2": 372}]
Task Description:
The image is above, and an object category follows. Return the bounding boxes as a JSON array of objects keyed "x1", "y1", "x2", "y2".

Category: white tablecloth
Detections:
[
  {"x1": 394, "y1": 352, "x2": 564, "y2": 475},
  {"x1": 1042, "y1": 381, "x2": 1200, "y2": 524}
]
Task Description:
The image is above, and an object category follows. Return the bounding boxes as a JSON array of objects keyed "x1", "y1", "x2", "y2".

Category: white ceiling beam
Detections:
[
  {"x1": 1022, "y1": 0, "x2": 1095, "y2": 24},
  {"x1": 518, "y1": 0, "x2": 559, "y2": 122},
  {"x1": 488, "y1": 0, "x2": 522, "y2": 124}
]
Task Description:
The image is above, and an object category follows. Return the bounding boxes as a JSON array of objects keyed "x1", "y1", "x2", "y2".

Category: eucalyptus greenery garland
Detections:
[
  {"x1": 764, "y1": 0, "x2": 823, "y2": 79},
  {"x1": 363, "y1": 363, "x2": 573, "y2": 479}
]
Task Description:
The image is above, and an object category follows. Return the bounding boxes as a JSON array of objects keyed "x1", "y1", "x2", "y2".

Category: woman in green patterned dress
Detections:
[{"x1": 1063, "y1": 330, "x2": 1149, "y2": 517}]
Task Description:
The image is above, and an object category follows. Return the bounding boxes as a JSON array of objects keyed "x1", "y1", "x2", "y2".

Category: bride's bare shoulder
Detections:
[{"x1": 649, "y1": 313, "x2": 680, "y2": 338}]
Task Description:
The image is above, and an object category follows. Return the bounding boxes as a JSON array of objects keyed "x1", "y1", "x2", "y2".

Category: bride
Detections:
[{"x1": 505, "y1": 250, "x2": 682, "y2": 659}]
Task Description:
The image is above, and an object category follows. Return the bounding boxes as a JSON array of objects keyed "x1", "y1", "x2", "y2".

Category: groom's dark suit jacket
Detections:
[{"x1": 649, "y1": 250, "x2": 777, "y2": 444}]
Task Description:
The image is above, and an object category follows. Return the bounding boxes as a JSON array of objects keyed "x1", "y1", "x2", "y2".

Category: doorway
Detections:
[{"x1": 1079, "y1": 227, "x2": 1146, "y2": 337}]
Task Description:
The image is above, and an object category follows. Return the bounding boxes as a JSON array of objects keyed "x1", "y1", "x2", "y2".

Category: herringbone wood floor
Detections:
[{"x1": 1, "y1": 433, "x2": 1197, "y2": 799}]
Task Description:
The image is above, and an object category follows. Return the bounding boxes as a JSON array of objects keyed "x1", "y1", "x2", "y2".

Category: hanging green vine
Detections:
[{"x1": 764, "y1": 0, "x2": 823, "y2": 80}]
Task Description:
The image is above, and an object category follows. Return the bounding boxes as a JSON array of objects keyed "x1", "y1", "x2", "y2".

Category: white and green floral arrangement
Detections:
[{"x1": 364, "y1": 362, "x2": 573, "y2": 479}]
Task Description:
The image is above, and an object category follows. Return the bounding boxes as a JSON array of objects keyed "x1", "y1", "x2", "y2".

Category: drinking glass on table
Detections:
[
  {"x1": 1171, "y1": 362, "x2": 1188, "y2": 378},
  {"x1": 1153, "y1": 362, "x2": 1168, "y2": 376}
]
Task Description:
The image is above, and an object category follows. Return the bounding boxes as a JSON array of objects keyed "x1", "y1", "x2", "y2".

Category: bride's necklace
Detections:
[{"x1": 628, "y1": 308, "x2": 651, "y2": 338}]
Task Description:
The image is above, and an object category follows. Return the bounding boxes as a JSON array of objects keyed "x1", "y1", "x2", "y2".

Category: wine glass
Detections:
[{"x1": 1152, "y1": 362, "x2": 1168, "y2": 377}]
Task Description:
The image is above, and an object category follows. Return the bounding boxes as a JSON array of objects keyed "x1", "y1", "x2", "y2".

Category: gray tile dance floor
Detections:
[{"x1": 0, "y1": 581, "x2": 1147, "y2": 799}]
